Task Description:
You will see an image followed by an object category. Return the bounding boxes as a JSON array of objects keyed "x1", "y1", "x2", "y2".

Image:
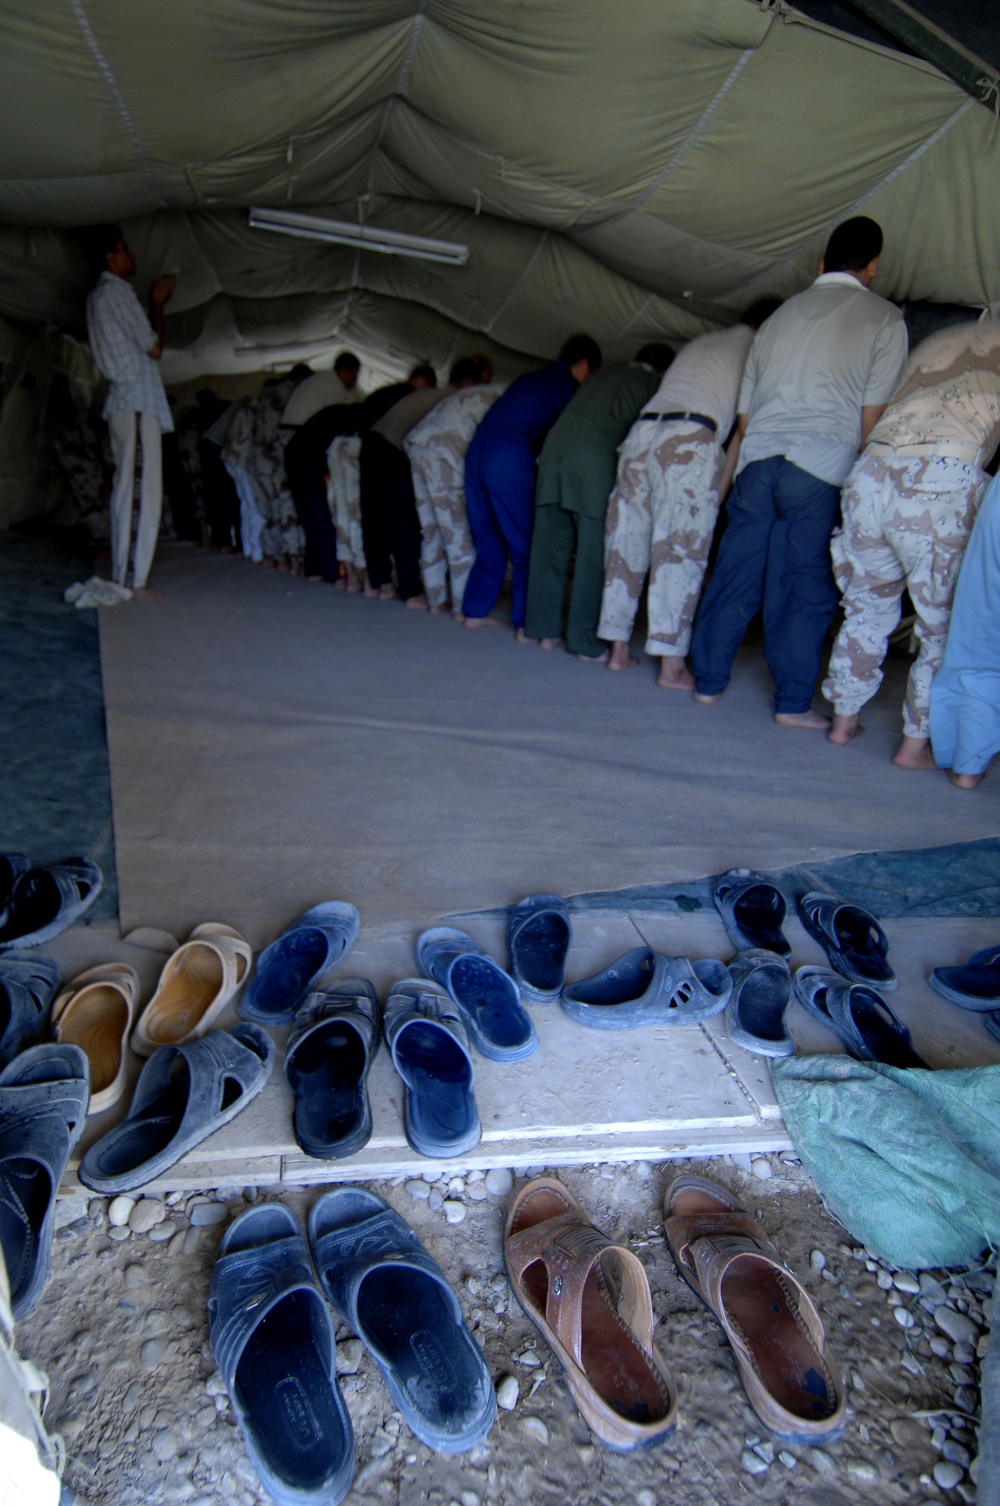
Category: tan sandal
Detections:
[
  {"x1": 504, "y1": 1176, "x2": 677, "y2": 1452},
  {"x1": 52, "y1": 963, "x2": 139, "y2": 1114},
  {"x1": 132, "y1": 923, "x2": 251, "y2": 1057},
  {"x1": 663, "y1": 1174, "x2": 846, "y2": 1443}
]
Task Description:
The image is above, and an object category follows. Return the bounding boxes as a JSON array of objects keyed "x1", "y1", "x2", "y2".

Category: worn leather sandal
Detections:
[
  {"x1": 52, "y1": 962, "x2": 139, "y2": 1114},
  {"x1": 133, "y1": 923, "x2": 252, "y2": 1056},
  {"x1": 504, "y1": 1177, "x2": 677, "y2": 1452},
  {"x1": 664, "y1": 1174, "x2": 845, "y2": 1444}
]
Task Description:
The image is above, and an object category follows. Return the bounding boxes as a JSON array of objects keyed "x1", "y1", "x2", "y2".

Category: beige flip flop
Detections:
[
  {"x1": 132, "y1": 923, "x2": 252, "y2": 1056},
  {"x1": 52, "y1": 962, "x2": 139, "y2": 1114},
  {"x1": 663, "y1": 1174, "x2": 846, "y2": 1443},
  {"x1": 504, "y1": 1176, "x2": 678, "y2": 1452}
]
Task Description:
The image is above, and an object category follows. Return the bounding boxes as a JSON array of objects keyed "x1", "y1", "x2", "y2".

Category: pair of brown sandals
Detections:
[{"x1": 504, "y1": 1173, "x2": 846, "y2": 1453}]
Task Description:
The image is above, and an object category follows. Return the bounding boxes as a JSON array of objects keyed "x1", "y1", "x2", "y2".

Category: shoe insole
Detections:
[
  {"x1": 733, "y1": 889, "x2": 787, "y2": 952},
  {"x1": 449, "y1": 958, "x2": 528, "y2": 1047},
  {"x1": 58, "y1": 988, "x2": 128, "y2": 1095},
  {"x1": 720, "y1": 1254, "x2": 837, "y2": 1421},
  {"x1": 154, "y1": 950, "x2": 225, "y2": 1040},
  {"x1": 833, "y1": 909, "x2": 891, "y2": 981},
  {"x1": 5, "y1": 871, "x2": 61, "y2": 936},
  {"x1": 397, "y1": 1022, "x2": 475, "y2": 1144},
  {"x1": 573, "y1": 951, "x2": 656, "y2": 1006},
  {"x1": 517, "y1": 915, "x2": 569, "y2": 993},
  {"x1": 258, "y1": 932, "x2": 330, "y2": 1008},
  {"x1": 357, "y1": 1266, "x2": 485, "y2": 1430},
  {"x1": 289, "y1": 1023, "x2": 364, "y2": 1147},
  {"x1": 96, "y1": 1060, "x2": 195, "y2": 1175},
  {"x1": 735, "y1": 969, "x2": 789, "y2": 1043},
  {"x1": 848, "y1": 992, "x2": 924, "y2": 1068},
  {"x1": 0, "y1": 1158, "x2": 51, "y2": 1306},
  {"x1": 236, "y1": 1293, "x2": 349, "y2": 1490}
]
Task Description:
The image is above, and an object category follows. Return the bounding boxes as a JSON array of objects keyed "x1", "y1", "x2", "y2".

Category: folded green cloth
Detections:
[{"x1": 771, "y1": 1055, "x2": 1000, "y2": 1269}]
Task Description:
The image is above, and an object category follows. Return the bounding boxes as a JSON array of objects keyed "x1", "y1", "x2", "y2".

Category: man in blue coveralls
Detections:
[{"x1": 461, "y1": 334, "x2": 602, "y2": 631}]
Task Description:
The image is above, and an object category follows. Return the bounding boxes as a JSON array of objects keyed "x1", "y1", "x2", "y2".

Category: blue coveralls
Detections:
[{"x1": 461, "y1": 362, "x2": 578, "y2": 626}]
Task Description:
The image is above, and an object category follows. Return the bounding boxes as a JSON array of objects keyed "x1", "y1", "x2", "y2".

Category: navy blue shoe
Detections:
[
  {"x1": 0, "y1": 858, "x2": 102, "y2": 953},
  {"x1": 209, "y1": 1203, "x2": 355, "y2": 1506},
  {"x1": 561, "y1": 947, "x2": 731, "y2": 1029},
  {"x1": 929, "y1": 945, "x2": 1000, "y2": 1011},
  {"x1": 0, "y1": 953, "x2": 60, "y2": 1068},
  {"x1": 385, "y1": 979, "x2": 481, "y2": 1158},
  {"x1": 416, "y1": 927, "x2": 537, "y2": 1062},
  {"x1": 798, "y1": 892, "x2": 895, "y2": 990},
  {"x1": 713, "y1": 869, "x2": 790, "y2": 957},
  {"x1": 507, "y1": 893, "x2": 571, "y2": 1002},
  {"x1": 793, "y1": 967, "x2": 925, "y2": 1068},
  {"x1": 309, "y1": 1188, "x2": 496, "y2": 1454},
  {"x1": 284, "y1": 980, "x2": 379, "y2": 1160},
  {"x1": 725, "y1": 949, "x2": 793, "y2": 1057},
  {"x1": 241, "y1": 902, "x2": 360, "y2": 1026}
]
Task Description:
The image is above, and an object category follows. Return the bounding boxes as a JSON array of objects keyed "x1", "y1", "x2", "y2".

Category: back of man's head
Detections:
[
  {"x1": 85, "y1": 224, "x2": 125, "y2": 279},
  {"x1": 449, "y1": 357, "x2": 479, "y2": 387},
  {"x1": 634, "y1": 342, "x2": 674, "y2": 375},
  {"x1": 558, "y1": 334, "x2": 603, "y2": 372},
  {"x1": 741, "y1": 298, "x2": 782, "y2": 330},
  {"x1": 289, "y1": 363, "x2": 313, "y2": 383},
  {"x1": 408, "y1": 364, "x2": 438, "y2": 388},
  {"x1": 334, "y1": 352, "x2": 360, "y2": 378},
  {"x1": 824, "y1": 217, "x2": 883, "y2": 274}
]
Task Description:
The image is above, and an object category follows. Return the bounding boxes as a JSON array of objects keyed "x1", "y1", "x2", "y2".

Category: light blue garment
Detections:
[{"x1": 930, "y1": 472, "x2": 1000, "y2": 776}]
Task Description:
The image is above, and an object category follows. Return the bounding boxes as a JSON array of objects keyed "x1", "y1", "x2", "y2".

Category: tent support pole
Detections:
[{"x1": 846, "y1": 0, "x2": 998, "y2": 106}]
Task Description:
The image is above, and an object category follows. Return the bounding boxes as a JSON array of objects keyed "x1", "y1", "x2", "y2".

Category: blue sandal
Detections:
[
  {"x1": 209, "y1": 1203, "x2": 355, "y2": 1506},
  {"x1": 309, "y1": 1187, "x2": 495, "y2": 1454},
  {"x1": 0, "y1": 857, "x2": 102, "y2": 952},
  {"x1": 284, "y1": 980, "x2": 379, "y2": 1160},
  {"x1": 713, "y1": 869, "x2": 790, "y2": 957},
  {"x1": 0, "y1": 953, "x2": 61, "y2": 1068},
  {"x1": 725, "y1": 949, "x2": 794, "y2": 1057},
  {"x1": 241, "y1": 902, "x2": 360, "y2": 1026},
  {"x1": 561, "y1": 947, "x2": 731, "y2": 1029},
  {"x1": 507, "y1": 893, "x2": 571, "y2": 1003},
  {"x1": 416, "y1": 927, "x2": 537, "y2": 1062},
  {"x1": 798, "y1": 892, "x2": 895, "y2": 990},
  {"x1": 385, "y1": 980, "x2": 480, "y2": 1158},
  {"x1": 793, "y1": 966, "x2": 925, "y2": 1067}
]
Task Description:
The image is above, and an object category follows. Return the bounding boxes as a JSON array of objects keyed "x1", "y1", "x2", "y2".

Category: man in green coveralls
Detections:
[{"x1": 522, "y1": 344, "x2": 674, "y2": 660}]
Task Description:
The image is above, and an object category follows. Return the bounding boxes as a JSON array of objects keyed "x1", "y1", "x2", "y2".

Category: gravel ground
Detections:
[{"x1": 19, "y1": 1152, "x2": 990, "y2": 1506}]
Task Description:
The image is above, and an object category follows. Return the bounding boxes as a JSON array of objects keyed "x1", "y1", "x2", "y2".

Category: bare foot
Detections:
[
  {"x1": 260, "y1": 558, "x2": 277, "y2": 570},
  {"x1": 949, "y1": 771, "x2": 983, "y2": 789},
  {"x1": 404, "y1": 593, "x2": 428, "y2": 611},
  {"x1": 219, "y1": 545, "x2": 236, "y2": 556},
  {"x1": 892, "y1": 735, "x2": 937, "y2": 770},
  {"x1": 306, "y1": 574, "x2": 324, "y2": 584},
  {"x1": 607, "y1": 643, "x2": 639, "y2": 671},
  {"x1": 363, "y1": 582, "x2": 379, "y2": 598},
  {"x1": 539, "y1": 637, "x2": 565, "y2": 651},
  {"x1": 578, "y1": 650, "x2": 609, "y2": 664},
  {"x1": 828, "y1": 713, "x2": 864, "y2": 746},
  {"x1": 343, "y1": 565, "x2": 362, "y2": 594},
  {"x1": 131, "y1": 586, "x2": 166, "y2": 603},
  {"x1": 465, "y1": 615, "x2": 507, "y2": 629},
  {"x1": 452, "y1": 610, "x2": 466, "y2": 624},
  {"x1": 378, "y1": 583, "x2": 399, "y2": 602},
  {"x1": 656, "y1": 655, "x2": 695, "y2": 691},
  {"x1": 516, "y1": 628, "x2": 538, "y2": 645},
  {"x1": 775, "y1": 710, "x2": 831, "y2": 730},
  {"x1": 333, "y1": 578, "x2": 347, "y2": 591},
  {"x1": 276, "y1": 561, "x2": 290, "y2": 574},
  {"x1": 693, "y1": 691, "x2": 723, "y2": 705},
  {"x1": 428, "y1": 603, "x2": 448, "y2": 615}
]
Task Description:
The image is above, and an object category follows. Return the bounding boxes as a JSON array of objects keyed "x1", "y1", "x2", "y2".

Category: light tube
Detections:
[{"x1": 248, "y1": 207, "x2": 470, "y2": 266}]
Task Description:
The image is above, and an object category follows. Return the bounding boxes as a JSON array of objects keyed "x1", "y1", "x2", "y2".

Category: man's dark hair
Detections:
[
  {"x1": 558, "y1": 334, "x2": 602, "y2": 371},
  {"x1": 449, "y1": 357, "x2": 479, "y2": 386},
  {"x1": 409, "y1": 363, "x2": 438, "y2": 386},
  {"x1": 741, "y1": 298, "x2": 782, "y2": 330},
  {"x1": 334, "y1": 352, "x2": 360, "y2": 376},
  {"x1": 288, "y1": 363, "x2": 313, "y2": 382},
  {"x1": 824, "y1": 217, "x2": 883, "y2": 274},
  {"x1": 635, "y1": 342, "x2": 674, "y2": 373},
  {"x1": 85, "y1": 224, "x2": 125, "y2": 277}
]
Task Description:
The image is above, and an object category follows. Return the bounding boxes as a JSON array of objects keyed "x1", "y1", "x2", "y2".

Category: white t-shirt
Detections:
[
  {"x1": 645, "y1": 324, "x2": 755, "y2": 437},
  {"x1": 281, "y1": 370, "x2": 361, "y2": 426}
]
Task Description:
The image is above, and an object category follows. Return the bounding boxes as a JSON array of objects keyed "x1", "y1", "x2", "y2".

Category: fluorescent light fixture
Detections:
[{"x1": 248, "y1": 207, "x2": 469, "y2": 266}]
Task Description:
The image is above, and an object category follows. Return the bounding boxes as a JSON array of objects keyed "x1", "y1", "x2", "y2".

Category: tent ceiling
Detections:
[{"x1": 0, "y1": 0, "x2": 997, "y2": 385}]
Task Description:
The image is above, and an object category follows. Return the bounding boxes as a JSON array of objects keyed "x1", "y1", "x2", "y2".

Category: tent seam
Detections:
[
  {"x1": 484, "y1": 230, "x2": 549, "y2": 334},
  {"x1": 66, "y1": 0, "x2": 167, "y2": 209},
  {"x1": 366, "y1": 2, "x2": 427, "y2": 197}
]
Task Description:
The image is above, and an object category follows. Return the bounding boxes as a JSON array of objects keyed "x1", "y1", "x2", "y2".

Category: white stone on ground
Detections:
[
  {"x1": 108, "y1": 1195, "x2": 136, "y2": 1227},
  {"x1": 496, "y1": 1375, "x2": 519, "y2": 1411},
  {"x1": 128, "y1": 1199, "x2": 166, "y2": 1233},
  {"x1": 485, "y1": 1168, "x2": 514, "y2": 1197},
  {"x1": 443, "y1": 1200, "x2": 466, "y2": 1224}
]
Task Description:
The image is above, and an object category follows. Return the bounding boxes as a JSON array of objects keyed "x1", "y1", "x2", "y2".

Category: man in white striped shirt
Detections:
[{"x1": 86, "y1": 226, "x2": 175, "y2": 599}]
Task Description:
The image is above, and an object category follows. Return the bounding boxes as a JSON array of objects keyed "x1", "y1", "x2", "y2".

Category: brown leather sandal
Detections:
[
  {"x1": 504, "y1": 1177, "x2": 678, "y2": 1452},
  {"x1": 663, "y1": 1174, "x2": 846, "y2": 1443}
]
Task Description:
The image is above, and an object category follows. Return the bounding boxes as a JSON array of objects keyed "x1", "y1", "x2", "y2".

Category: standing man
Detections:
[
  {"x1": 824, "y1": 320, "x2": 1000, "y2": 768},
  {"x1": 690, "y1": 218, "x2": 908, "y2": 726},
  {"x1": 86, "y1": 226, "x2": 175, "y2": 600}
]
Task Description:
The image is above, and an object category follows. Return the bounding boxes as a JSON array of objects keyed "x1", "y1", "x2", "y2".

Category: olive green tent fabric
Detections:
[{"x1": 0, "y1": 0, "x2": 997, "y2": 391}]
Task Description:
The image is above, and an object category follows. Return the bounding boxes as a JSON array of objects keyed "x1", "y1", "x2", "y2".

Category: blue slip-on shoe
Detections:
[
  {"x1": 384, "y1": 980, "x2": 480, "y2": 1158},
  {"x1": 415, "y1": 927, "x2": 537, "y2": 1062},
  {"x1": 984, "y1": 1011, "x2": 1000, "y2": 1043},
  {"x1": 793, "y1": 966, "x2": 925, "y2": 1068},
  {"x1": 309, "y1": 1187, "x2": 496, "y2": 1454},
  {"x1": 929, "y1": 945, "x2": 1000, "y2": 1011},
  {"x1": 284, "y1": 980, "x2": 379, "y2": 1160},
  {"x1": 0, "y1": 855, "x2": 30, "y2": 933},
  {"x1": 0, "y1": 1043, "x2": 90, "y2": 1319},
  {"x1": 713, "y1": 869, "x2": 790, "y2": 957},
  {"x1": 797, "y1": 891, "x2": 896, "y2": 991},
  {"x1": 78, "y1": 1024, "x2": 274, "y2": 1194},
  {"x1": 241, "y1": 903, "x2": 360, "y2": 1026},
  {"x1": 0, "y1": 858, "x2": 103, "y2": 953},
  {"x1": 724, "y1": 949, "x2": 794, "y2": 1057},
  {"x1": 507, "y1": 893, "x2": 571, "y2": 1003},
  {"x1": 0, "y1": 953, "x2": 61, "y2": 1068},
  {"x1": 561, "y1": 946, "x2": 731, "y2": 1030},
  {"x1": 208, "y1": 1203, "x2": 355, "y2": 1506}
]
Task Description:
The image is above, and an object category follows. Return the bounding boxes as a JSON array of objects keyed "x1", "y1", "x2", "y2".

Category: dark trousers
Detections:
[
  {"x1": 462, "y1": 440, "x2": 536, "y2": 626},
  {"x1": 524, "y1": 504, "x2": 606, "y2": 657},
  {"x1": 690, "y1": 456, "x2": 841, "y2": 713},
  {"x1": 358, "y1": 432, "x2": 423, "y2": 598},
  {"x1": 162, "y1": 431, "x2": 201, "y2": 543},
  {"x1": 284, "y1": 430, "x2": 340, "y2": 581},
  {"x1": 199, "y1": 440, "x2": 241, "y2": 550}
]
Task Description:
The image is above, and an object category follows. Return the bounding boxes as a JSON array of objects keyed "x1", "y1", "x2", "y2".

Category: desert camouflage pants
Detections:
[
  {"x1": 406, "y1": 431, "x2": 476, "y2": 609},
  {"x1": 326, "y1": 435, "x2": 366, "y2": 571},
  {"x1": 598, "y1": 422, "x2": 724, "y2": 655},
  {"x1": 824, "y1": 451, "x2": 986, "y2": 737}
]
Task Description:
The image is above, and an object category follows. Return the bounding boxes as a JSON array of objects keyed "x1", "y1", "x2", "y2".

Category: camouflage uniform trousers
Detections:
[
  {"x1": 597, "y1": 421, "x2": 725, "y2": 656},
  {"x1": 824, "y1": 450, "x2": 987, "y2": 737},
  {"x1": 405, "y1": 429, "x2": 477, "y2": 609},
  {"x1": 326, "y1": 436, "x2": 366, "y2": 571}
]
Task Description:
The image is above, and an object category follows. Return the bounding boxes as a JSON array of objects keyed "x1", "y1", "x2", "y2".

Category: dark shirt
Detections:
[
  {"x1": 356, "y1": 382, "x2": 413, "y2": 432},
  {"x1": 471, "y1": 363, "x2": 578, "y2": 455}
]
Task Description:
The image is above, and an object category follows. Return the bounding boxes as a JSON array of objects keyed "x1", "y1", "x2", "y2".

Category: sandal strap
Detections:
[
  {"x1": 312, "y1": 1208, "x2": 458, "y2": 1339},
  {"x1": 209, "y1": 1229, "x2": 324, "y2": 1383}
]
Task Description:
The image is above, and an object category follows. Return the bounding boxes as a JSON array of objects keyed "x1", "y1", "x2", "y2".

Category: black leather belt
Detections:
[{"x1": 639, "y1": 410, "x2": 717, "y2": 434}]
